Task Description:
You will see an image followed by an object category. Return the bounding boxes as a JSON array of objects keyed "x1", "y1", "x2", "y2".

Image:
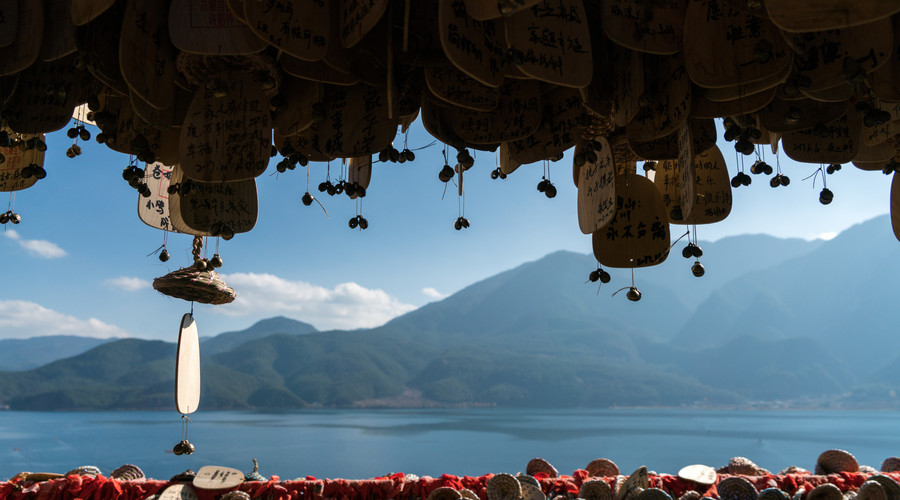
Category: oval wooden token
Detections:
[
  {"x1": 766, "y1": 0, "x2": 900, "y2": 33},
  {"x1": 452, "y1": 79, "x2": 542, "y2": 144},
  {"x1": 245, "y1": 0, "x2": 329, "y2": 61},
  {"x1": 158, "y1": 484, "x2": 199, "y2": 500},
  {"x1": 0, "y1": 0, "x2": 41, "y2": 76},
  {"x1": 272, "y1": 76, "x2": 320, "y2": 136},
  {"x1": 439, "y1": 0, "x2": 506, "y2": 87},
  {"x1": 678, "y1": 465, "x2": 716, "y2": 486},
  {"x1": 176, "y1": 178, "x2": 259, "y2": 235},
  {"x1": 169, "y1": 0, "x2": 266, "y2": 55},
  {"x1": 4, "y1": 56, "x2": 92, "y2": 134},
  {"x1": 70, "y1": 0, "x2": 115, "y2": 26},
  {"x1": 593, "y1": 177, "x2": 670, "y2": 268},
  {"x1": 347, "y1": 155, "x2": 371, "y2": 199},
  {"x1": 616, "y1": 467, "x2": 651, "y2": 500},
  {"x1": 504, "y1": 0, "x2": 592, "y2": 87},
  {"x1": 600, "y1": 0, "x2": 686, "y2": 55},
  {"x1": 463, "y1": 0, "x2": 541, "y2": 20},
  {"x1": 508, "y1": 86, "x2": 585, "y2": 164},
  {"x1": 0, "y1": 0, "x2": 17, "y2": 48},
  {"x1": 577, "y1": 136, "x2": 616, "y2": 234},
  {"x1": 179, "y1": 72, "x2": 271, "y2": 182},
  {"x1": 175, "y1": 313, "x2": 201, "y2": 415},
  {"x1": 782, "y1": 110, "x2": 861, "y2": 164},
  {"x1": 626, "y1": 54, "x2": 691, "y2": 142},
  {"x1": 788, "y1": 19, "x2": 892, "y2": 92},
  {"x1": 611, "y1": 44, "x2": 643, "y2": 127},
  {"x1": 138, "y1": 162, "x2": 182, "y2": 233},
  {"x1": 317, "y1": 84, "x2": 399, "y2": 157},
  {"x1": 340, "y1": 0, "x2": 388, "y2": 49},
  {"x1": 280, "y1": 54, "x2": 359, "y2": 86},
  {"x1": 757, "y1": 97, "x2": 849, "y2": 133},
  {"x1": 0, "y1": 131, "x2": 43, "y2": 192},
  {"x1": 193, "y1": 466, "x2": 244, "y2": 491},
  {"x1": 425, "y1": 66, "x2": 499, "y2": 111},
  {"x1": 39, "y1": 0, "x2": 76, "y2": 61},
  {"x1": 120, "y1": 0, "x2": 176, "y2": 112},
  {"x1": 892, "y1": 172, "x2": 900, "y2": 242},
  {"x1": 683, "y1": 0, "x2": 792, "y2": 89}
]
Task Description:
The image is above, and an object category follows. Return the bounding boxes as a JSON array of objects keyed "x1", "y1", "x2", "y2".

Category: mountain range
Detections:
[{"x1": 1, "y1": 215, "x2": 898, "y2": 410}]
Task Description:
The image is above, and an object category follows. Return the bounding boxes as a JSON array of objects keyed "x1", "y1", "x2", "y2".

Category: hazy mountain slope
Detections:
[
  {"x1": 203, "y1": 316, "x2": 318, "y2": 355},
  {"x1": 0, "y1": 336, "x2": 115, "y2": 371}
]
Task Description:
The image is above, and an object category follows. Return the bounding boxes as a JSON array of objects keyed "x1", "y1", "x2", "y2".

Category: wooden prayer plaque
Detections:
[
  {"x1": 592, "y1": 176, "x2": 670, "y2": 268},
  {"x1": 577, "y1": 136, "x2": 616, "y2": 234},
  {"x1": 439, "y1": 0, "x2": 506, "y2": 87}
]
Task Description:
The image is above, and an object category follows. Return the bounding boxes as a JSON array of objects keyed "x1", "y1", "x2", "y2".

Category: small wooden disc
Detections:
[
  {"x1": 504, "y1": 0, "x2": 593, "y2": 88},
  {"x1": 683, "y1": 0, "x2": 792, "y2": 89},
  {"x1": 439, "y1": 0, "x2": 506, "y2": 87},
  {"x1": 340, "y1": 0, "x2": 388, "y2": 49},
  {"x1": 452, "y1": 79, "x2": 542, "y2": 144},
  {"x1": 193, "y1": 466, "x2": 244, "y2": 491},
  {"x1": 626, "y1": 54, "x2": 691, "y2": 142},
  {"x1": 0, "y1": 0, "x2": 17, "y2": 47},
  {"x1": 138, "y1": 162, "x2": 181, "y2": 233},
  {"x1": 169, "y1": 0, "x2": 266, "y2": 55},
  {"x1": 0, "y1": 131, "x2": 43, "y2": 192},
  {"x1": 0, "y1": 0, "x2": 42, "y2": 76},
  {"x1": 179, "y1": 72, "x2": 271, "y2": 182},
  {"x1": 175, "y1": 313, "x2": 201, "y2": 415},
  {"x1": 175, "y1": 178, "x2": 259, "y2": 235},
  {"x1": 316, "y1": 84, "x2": 398, "y2": 157},
  {"x1": 577, "y1": 136, "x2": 616, "y2": 234},
  {"x1": 245, "y1": 0, "x2": 329, "y2": 61},
  {"x1": 120, "y1": 0, "x2": 176, "y2": 112},
  {"x1": 70, "y1": 0, "x2": 115, "y2": 26},
  {"x1": 766, "y1": 0, "x2": 900, "y2": 33},
  {"x1": 158, "y1": 484, "x2": 199, "y2": 500},
  {"x1": 508, "y1": 86, "x2": 585, "y2": 164},
  {"x1": 600, "y1": 0, "x2": 686, "y2": 55},
  {"x1": 782, "y1": 110, "x2": 861, "y2": 164},
  {"x1": 39, "y1": 0, "x2": 76, "y2": 61},
  {"x1": 425, "y1": 66, "x2": 499, "y2": 111},
  {"x1": 592, "y1": 177, "x2": 670, "y2": 268},
  {"x1": 462, "y1": 0, "x2": 541, "y2": 20}
]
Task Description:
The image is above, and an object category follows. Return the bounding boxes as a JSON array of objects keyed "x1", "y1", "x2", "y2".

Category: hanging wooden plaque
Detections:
[
  {"x1": 340, "y1": 0, "x2": 388, "y2": 49},
  {"x1": 854, "y1": 141, "x2": 895, "y2": 164},
  {"x1": 600, "y1": 0, "x2": 686, "y2": 55},
  {"x1": 463, "y1": 0, "x2": 541, "y2": 20},
  {"x1": 862, "y1": 119, "x2": 900, "y2": 147},
  {"x1": 682, "y1": 145, "x2": 732, "y2": 224},
  {"x1": 690, "y1": 117, "x2": 717, "y2": 154},
  {"x1": 425, "y1": 66, "x2": 499, "y2": 111},
  {"x1": 508, "y1": 87, "x2": 585, "y2": 164},
  {"x1": 766, "y1": 0, "x2": 900, "y2": 33},
  {"x1": 800, "y1": 83, "x2": 854, "y2": 103},
  {"x1": 629, "y1": 130, "x2": 679, "y2": 160},
  {"x1": 690, "y1": 85, "x2": 776, "y2": 119},
  {"x1": 175, "y1": 313, "x2": 201, "y2": 415},
  {"x1": 120, "y1": 0, "x2": 176, "y2": 112},
  {"x1": 169, "y1": 0, "x2": 266, "y2": 55},
  {"x1": 626, "y1": 54, "x2": 691, "y2": 142},
  {"x1": 439, "y1": 0, "x2": 506, "y2": 87},
  {"x1": 5, "y1": 56, "x2": 91, "y2": 134},
  {"x1": 871, "y1": 18, "x2": 900, "y2": 102},
  {"x1": 700, "y1": 63, "x2": 790, "y2": 102},
  {"x1": 179, "y1": 72, "x2": 271, "y2": 182},
  {"x1": 0, "y1": 0, "x2": 41, "y2": 76},
  {"x1": 225, "y1": 0, "x2": 247, "y2": 22},
  {"x1": 39, "y1": 0, "x2": 76, "y2": 61},
  {"x1": 0, "y1": 131, "x2": 43, "y2": 192},
  {"x1": 674, "y1": 121, "x2": 695, "y2": 222},
  {"x1": 70, "y1": 0, "x2": 115, "y2": 26},
  {"x1": 577, "y1": 136, "x2": 615, "y2": 234},
  {"x1": 580, "y1": 30, "x2": 614, "y2": 117},
  {"x1": 347, "y1": 155, "x2": 371, "y2": 199},
  {"x1": 175, "y1": 177, "x2": 259, "y2": 235},
  {"x1": 683, "y1": 0, "x2": 792, "y2": 89},
  {"x1": 452, "y1": 79, "x2": 541, "y2": 144},
  {"x1": 611, "y1": 44, "x2": 643, "y2": 127},
  {"x1": 138, "y1": 162, "x2": 182, "y2": 233},
  {"x1": 893, "y1": 171, "x2": 900, "y2": 241},
  {"x1": 244, "y1": 0, "x2": 329, "y2": 61},
  {"x1": 0, "y1": 0, "x2": 16, "y2": 47},
  {"x1": 757, "y1": 98, "x2": 849, "y2": 133},
  {"x1": 160, "y1": 166, "x2": 209, "y2": 235},
  {"x1": 782, "y1": 110, "x2": 861, "y2": 164},
  {"x1": 420, "y1": 94, "x2": 467, "y2": 150},
  {"x1": 275, "y1": 127, "x2": 334, "y2": 162},
  {"x1": 272, "y1": 76, "x2": 320, "y2": 136},
  {"x1": 280, "y1": 54, "x2": 359, "y2": 86},
  {"x1": 592, "y1": 175, "x2": 670, "y2": 268},
  {"x1": 500, "y1": 142, "x2": 521, "y2": 175},
  {"x1": 789, "y1": 19, "x2": 892, "y2": 92},
  {"x1": 316, "y1": 84, "x2": 398, "y2": 157},
  {"x1": 504, "y1": 0, "x2": 592, "y2": 87},
  {"x1": 74, "y1": 1, "x2": 128, "y2": 95}
]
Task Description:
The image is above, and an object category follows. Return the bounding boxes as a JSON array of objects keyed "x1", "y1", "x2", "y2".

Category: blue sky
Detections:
[{"x1": 0, "y1": 119, "x2": 893, "y2": 340}]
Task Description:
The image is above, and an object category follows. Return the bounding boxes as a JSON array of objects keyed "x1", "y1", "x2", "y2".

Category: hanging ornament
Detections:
[
  {"x1": 173, "y1": 313, "x2": 200, "y2": 456},
  {"x1": 152, "y1": 236, "x2": 236, "y2": 305}
]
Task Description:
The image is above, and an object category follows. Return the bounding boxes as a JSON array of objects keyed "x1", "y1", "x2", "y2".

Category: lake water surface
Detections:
[{"x1": 1, "y1": 409, "x2": 899, "y2": 481}]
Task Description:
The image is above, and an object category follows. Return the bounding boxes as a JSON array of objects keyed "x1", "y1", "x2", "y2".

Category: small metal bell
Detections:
[
  {"x1": 626, "y1": 287, "x2": 642, "y2": 302},
  {"x1": 691, "y1": 261, "x2": 705, "y2": 277}
]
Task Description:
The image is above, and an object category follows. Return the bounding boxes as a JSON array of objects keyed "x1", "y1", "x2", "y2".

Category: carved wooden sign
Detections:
[
  {"x1": 577, "y1": 136, "x2": 616, "y2": 234},
  {"x1": 592, "y1": 174, "x2": 670, "y2": 268}
]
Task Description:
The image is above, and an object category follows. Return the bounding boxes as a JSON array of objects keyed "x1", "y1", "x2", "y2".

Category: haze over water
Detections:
[{"x1": 2, "y1": 409, "x2": 899, "y2": 481}]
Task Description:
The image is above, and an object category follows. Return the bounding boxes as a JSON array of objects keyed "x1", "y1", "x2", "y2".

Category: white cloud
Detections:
[
  {"x1": 216, "y1": 273, "x2": 417, "y2": 330},
  {"x1": 422, "y1": 287, "x2": 448, "y2": 300},
  {"x1": 3, "y1": 229, "x2": 67, "y2": 259},
  {"x1": 817, "y1": 232, "x2": 838, "y2": 241},
  {"x1": 0, "y1": 300, "x2": 129, "y2": 339},
  {"x1": 105, "y1": 276, "x2": 151, "y2": 292}
]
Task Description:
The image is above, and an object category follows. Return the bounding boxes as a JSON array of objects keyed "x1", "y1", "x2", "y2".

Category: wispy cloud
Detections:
[
  {"x1": 105, "y1": 276, "x2": 151, "y2": 292},
  {"x1": 0, "y1": 300, "x2": 129, "y2": 339},
  {"x1": 3, "y1": 229, "x2": 67, "y2": 259},
  {"x1": 422, "y1": 287, "x2": 448, "y2": 300},
  {"x1": 217, "y1": 273, "x2": 417, "y2": 330}
]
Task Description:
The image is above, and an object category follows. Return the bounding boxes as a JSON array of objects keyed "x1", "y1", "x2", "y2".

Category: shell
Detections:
[
  {"x1": 678, "y1": 491, "x2": 701, "y2": 500},
  {"x1": 816, "y1": 450, "x2": 860, "y2": 475},
  {"x1": 581, "y1": 479, "x2": 614, "y2": 500},
  {"x1": 460, "y1": 490, "x2": 481, "y2": 500},
  {"x1": 716, "y1": 476, "x2": 758, "y2": 500},
  {"x1": 517, "y1": 475, "x2": 542, "y2": 490},
  {"x1": 65, "y1": 466, "x2": 102, "y2": 476},
  {"x1": 587, "y1": 459, "x2": 620, "y2": 478},
  {"x1": 109, "y1": 464, "x2": 145, "y2": 481},
  {"x1": 807, "y1": 483, "x2": 843, "y2": 500},
  {"x1": 882, "y1": 458, "x2": 900, "y2": 473},
  {"x1": 527, "y1": 458, "x2": 559, "y2": 478},
  {"x1": 857, "y1": 481, "x2": 888, "y2": 500},
  {"x1": 221, "y1": 492, "x2": 251, "y2": 500},
  {"x1": 429, "y1": 487, "x2": 463, "y2": 500},
  {"x1": 868, "y1": 476, "x2": 900, "y2": 500},
  {"x1": 487, "y1": 473, "x2": 524, "y2": 500},
  {"x1": 637, "y1": 488, "x2": 672, "y2": 500},
  {"x1": 758, "y1": 488, "x2": 791, "y2": 500},
  {"x1": 678, "y1": 465, "x2": 716, "y2": 485}
]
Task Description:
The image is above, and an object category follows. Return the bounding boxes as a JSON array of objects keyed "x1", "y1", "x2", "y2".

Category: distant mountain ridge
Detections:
[
  {"x1": 0, "y1": 336, "x2": 115, "y2": 371},
  {"x1": 1, "y1": 216, "x2": 897, "y2": 410}
]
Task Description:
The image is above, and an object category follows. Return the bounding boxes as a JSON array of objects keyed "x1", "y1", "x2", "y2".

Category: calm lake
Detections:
[{"x1": 2, "y1": 409, "x2": 899, "y2": 481}]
